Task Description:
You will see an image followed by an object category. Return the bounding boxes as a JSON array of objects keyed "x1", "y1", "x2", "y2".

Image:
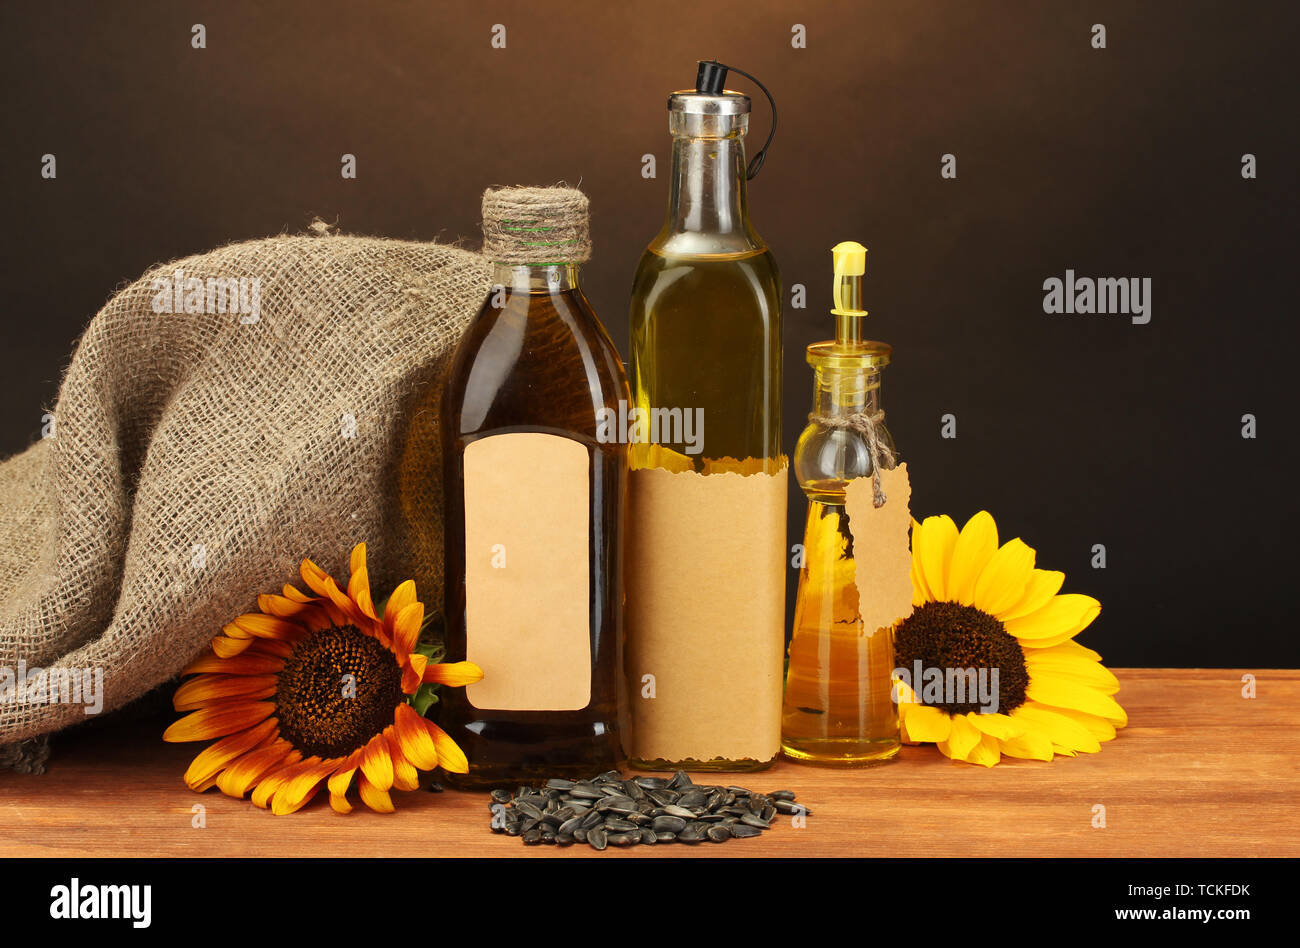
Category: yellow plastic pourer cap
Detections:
[
  {"x1": 831, "y1": 240, "x2": 867, "y2": 276},
  {"x1": 831, "y1": 240, "x2": 868, "y2": 316}
]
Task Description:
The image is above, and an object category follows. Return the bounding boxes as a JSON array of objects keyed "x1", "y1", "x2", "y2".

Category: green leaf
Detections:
[{"x1": 410, "y1": 683, "x2": 441, "y2": 717}]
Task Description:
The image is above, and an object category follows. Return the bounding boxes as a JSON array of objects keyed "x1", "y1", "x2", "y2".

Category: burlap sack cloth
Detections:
[{"x1": 0, "y1": 226, "x2": 489, "y2": 770}]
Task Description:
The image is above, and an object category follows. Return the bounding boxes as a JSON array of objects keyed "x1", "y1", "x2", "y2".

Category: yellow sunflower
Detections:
[
  {"x1": 163, "y1": 543, "x2": 482, "y2": 814},
  {"x1": 893, "y1": 511, "x2": 1126, "y2": 767}
]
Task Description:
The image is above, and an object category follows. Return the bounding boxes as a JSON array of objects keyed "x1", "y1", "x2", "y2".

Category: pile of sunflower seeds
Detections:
[{"x1": 488, "y1": 770, "x2": 810, "y2": 849}]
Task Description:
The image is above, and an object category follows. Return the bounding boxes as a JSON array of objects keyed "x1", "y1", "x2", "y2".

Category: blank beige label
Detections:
[
  {"x1": 844, "y1": 464, "x2": 914, "y2": 638},
  {"x1": 463, "y1": 432, "x2": 591, "y2": 711},
  {"x1": 627, "y1": 463, "x2": 788, "y2": 763}
]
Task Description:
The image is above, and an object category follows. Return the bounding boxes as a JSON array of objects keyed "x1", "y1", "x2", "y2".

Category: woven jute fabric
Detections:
[
  {"x1": 0, "y1": 228, "x2": 489, "y2": 770},
  {"x1": 481, "y1": 186, "x2": 592, "y2": 265}
]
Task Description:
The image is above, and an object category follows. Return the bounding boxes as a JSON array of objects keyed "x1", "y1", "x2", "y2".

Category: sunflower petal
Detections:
[
  {"x1": 965, "y1": 732, "x2": 1001, "y2": 767},
  {"x1": 163, "y1": 701, "x2": 275, "y2": 743},
  {"x1": 1024, "y1": 653, "x2": 1121, "y2": 693},
  {"x1": 231, "y1": 613, "x2": 304, "y2": 641},
  {"x1": 330, "y1": 792, "x2": 354, "y2": 814},
  {"x1": 1052, "y1": 706, "x2": 1119, "y2": 741},
  {"x1": 967, "y1": 711, "x2": 1026, "y2": 741},
  {"x1": 423, "y1": 660, "x2": 485, "y2": 687},
  {"x1": 915, "y1": 515, "x2": 958, "y2": 603},
  {"x1": 899, "y1": 702, "x2": 952, "y2": 743},
  {"x1": 392, "y1": 702, "x2": 439, "y2": 770},
  {"x1": 947, "y1": 511, "x2": 999, "y2": 606},
  {"x1": 391, "y1": 601, "x2": 423, "y2": 657},
  {"x1": 301, "y1": 559, "x2": 365, "y2": 624},
  {"x1": 252, "y1": 757, "x2": 307, "y2": 809},
  {"x1": 383, "y1": 579, "x2": 419, "y2": 636},
  {"x1": 180, "y1": 717, "x2": 278, "y2": 790},
  {"x1": 427, "y1": 720, "x2": 469, "y2": 773},
  {"x1": 258, "y1": 593, "x2": 313, "y2": 617},
  {"x1": 1024, "y1": 680, "x2": 1127, "y2": 727},
  {"x1": 358, "y1": 774, "x2": 396, "y2": 813},
  {"x1": 327, "y1": 751, "x2": 362, "y2": 798},
  {"x1": 216, "y1": 742, "x2": 297, "y2": 798},
  {"x1": 272, "y1": 758, "x2": 337, "y2": 815},
  {"x1": 939, "y1": 712, "x2": 981, "y2": 760},
  {"x1": 999, "y1": 569, "x2": 1065, "y2": 621},
  {"x1": 972, "y1": 538, "x2": 1036, "y2": 617},
  {"x1": 211, "y1": 635, "x2": 255, "y2": 658},
  {"x1": 360, "y1": 733, "x2": 395, "y2": 791},
  {"x1": 183, "y1": 650, "x2": 284, "y2": 677},
  {"x1": 386, "y1": 729, "x2": 420, "y2": 791},
  {"x1": 282, "y1": 583, "x2": 316, "y2": 604},
  {"x1": 402, "y1": 652, "x2": 427, "y2": 695},
  {"x1": 172, "y1": 674, "x2": 278, "y2": 712},
  {"x1": 999, "y1": 729, "x2": 1055, "y2": 761},
  {"x1": 1004, "y1": 594, "x2": 1100, "y2": 642},
  {"x1": 348, "y1": 564, "x2": 379, "y2": 622},
  {"x1": 1014, "y1": 702, "x2": 1104, "y2": 752},
  {"x1": 1030, "y1": 637, "x2": 1103, "y2": 663}
]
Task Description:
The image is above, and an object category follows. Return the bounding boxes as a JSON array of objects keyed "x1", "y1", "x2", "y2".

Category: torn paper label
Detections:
[
  {"x1": 626, "y1": 461, "x2": 788, "y2": 763},
  {"x1": 844, "y1": 463, "x2": 914, "y2": 639}
]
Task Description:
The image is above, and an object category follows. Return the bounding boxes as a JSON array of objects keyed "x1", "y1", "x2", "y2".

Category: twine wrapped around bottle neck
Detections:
[
  {"x1": 481, "y1": 186, "x2": 592, "y2": 266},
  {"x1": 809, "y1": 409, "x2": 896, "y2": 507}
]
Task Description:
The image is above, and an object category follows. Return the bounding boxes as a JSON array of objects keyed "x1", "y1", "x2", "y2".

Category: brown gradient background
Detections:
[{"x1": 1, "y1": 1, "x2": 1295, "y2": 667}]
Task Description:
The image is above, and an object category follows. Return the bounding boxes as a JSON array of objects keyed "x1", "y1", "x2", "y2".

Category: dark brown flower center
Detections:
[
  {"x1": 274, "y1": 624, "x2": 405, "y2": 758},
  {"x1": 894, "y1": 601, "x2": 1029, "y2": 715}
]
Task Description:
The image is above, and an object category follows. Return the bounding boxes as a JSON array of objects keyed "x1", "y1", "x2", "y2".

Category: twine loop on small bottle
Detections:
[
  {"x1": 481, "y1": 186, "x2": 592, "y2": 265},
  {"x1": 809, "y1": 409, "x2": 895, "y2": 507}
]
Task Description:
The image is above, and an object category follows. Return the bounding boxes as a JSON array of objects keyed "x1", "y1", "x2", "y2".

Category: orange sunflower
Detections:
[{"x1": 163, "y1": 543, "x2": 482, "y2": 814}]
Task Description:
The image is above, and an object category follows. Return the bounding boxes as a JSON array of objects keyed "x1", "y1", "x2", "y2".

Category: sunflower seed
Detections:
[
  {"x1": 489, "y1": 772, "x2": 810, "y2": 849},
  {"x1": 651, "y1": 815, "x2": 687, "y2": 833}
]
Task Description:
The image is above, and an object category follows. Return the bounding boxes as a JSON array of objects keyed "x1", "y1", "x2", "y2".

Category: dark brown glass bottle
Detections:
[{"x1": 439, "y1": 260, "x2": 628, "y2": 789}]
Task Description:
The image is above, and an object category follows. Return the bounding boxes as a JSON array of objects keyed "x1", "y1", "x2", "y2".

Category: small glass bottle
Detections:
[
  {"x1": 439, "y1": 187, "x2": 628, "y2": 789},
  {"x1": 780, "y1": 242, "x2": 902, "y2": 765}
]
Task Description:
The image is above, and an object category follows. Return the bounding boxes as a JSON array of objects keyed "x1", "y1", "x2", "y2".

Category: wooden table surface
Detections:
[{"x1": 1, "y1": 669, "x2": 1295, "y2": 858}]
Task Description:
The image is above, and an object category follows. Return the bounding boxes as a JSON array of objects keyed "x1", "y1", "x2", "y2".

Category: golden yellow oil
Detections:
[
  {"x1": 780, "y1": 497, "x2": 901, "y2": 765},
  {"x1": 629, "y1": 248, "x2": 782, "y2": 473}
]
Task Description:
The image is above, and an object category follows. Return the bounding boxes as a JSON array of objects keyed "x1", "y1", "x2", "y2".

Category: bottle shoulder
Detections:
[{"x1": 443, "y1": 288, "x2": 627, "y2": 437}]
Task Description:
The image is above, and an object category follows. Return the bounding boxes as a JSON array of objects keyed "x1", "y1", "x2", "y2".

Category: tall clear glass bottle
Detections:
[
  {"x1": 627, "y1": 66, "x2": 785, "y2": 771},
  {"x1": 629, "y1": 87, "x2": 782, "y2": 471},
  {"x1": 781, "y1": 242, "x2": 901, "y2": 765},
  {"x1": 440, "y1": 189, "x2": 628, "y2": 789}
]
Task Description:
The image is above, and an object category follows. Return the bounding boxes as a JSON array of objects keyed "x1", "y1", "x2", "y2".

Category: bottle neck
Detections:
[
  {"x1": 812, "y1": 367, "x2": 883, "y2": 419},
  {"x1": 659, "y1": 133, "x2": 760, "y2": 254},
  {"x1": 490, "y1": 263, "x2": 580, "y2": 294}
]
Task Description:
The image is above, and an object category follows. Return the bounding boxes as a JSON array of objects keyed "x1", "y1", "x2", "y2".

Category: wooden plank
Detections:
[{"x1": 0, "y1": 669, "x2": 1295, "y2": 857}]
